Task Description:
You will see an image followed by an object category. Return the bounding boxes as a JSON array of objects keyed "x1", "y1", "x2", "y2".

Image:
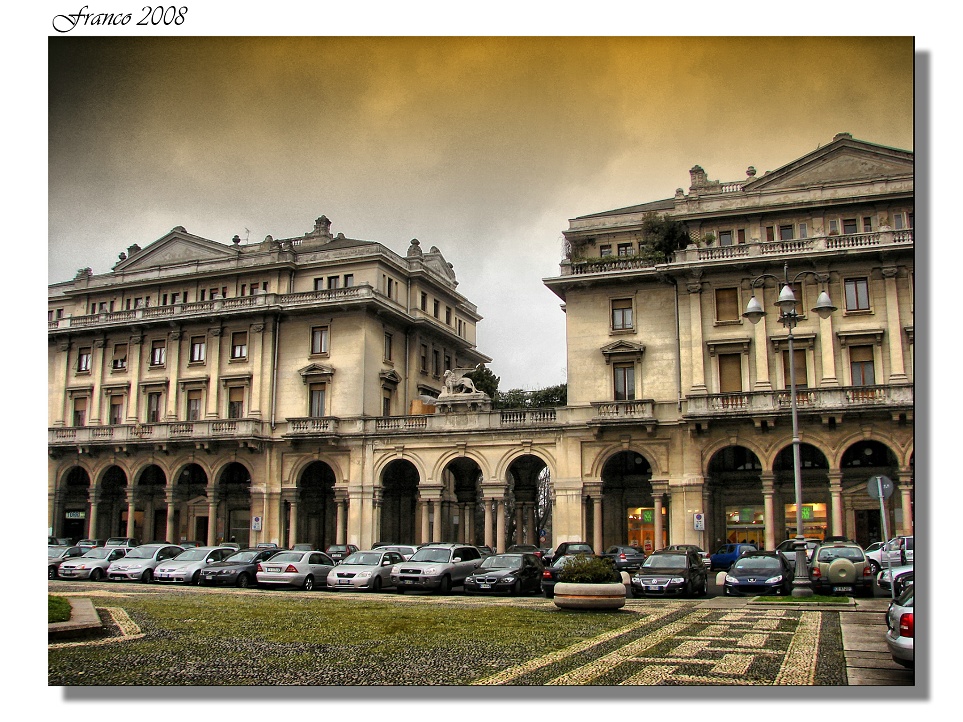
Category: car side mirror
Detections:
[{"x1": 453, "y1": 557, "x2": 462, "y2": 563}]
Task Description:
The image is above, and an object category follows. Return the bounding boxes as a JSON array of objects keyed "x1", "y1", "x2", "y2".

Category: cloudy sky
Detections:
[{"x1": 48, "y1": 35, "x2": 914, "y2": 390}]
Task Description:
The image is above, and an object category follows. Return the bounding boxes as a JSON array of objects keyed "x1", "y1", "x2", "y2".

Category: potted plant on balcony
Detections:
[{"x1": 553, "y1": 554, "x2": 626, "y2": 610}]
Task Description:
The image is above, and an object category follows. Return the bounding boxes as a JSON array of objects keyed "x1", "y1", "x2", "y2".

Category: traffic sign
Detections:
[
  {"x1": 693, "y1": 513, "x2": 705, "y2": 530},
  {"x1": 867, "y1": 475, "x2": 894, "y2": 500},
  {"x1": 251, "y1": 516, "x2": 263, "y2": 531}
]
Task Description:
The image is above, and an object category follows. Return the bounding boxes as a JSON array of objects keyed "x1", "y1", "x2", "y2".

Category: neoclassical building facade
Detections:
[{"x1": 48, "y1": 133, "x2": 914, "y2": 554}]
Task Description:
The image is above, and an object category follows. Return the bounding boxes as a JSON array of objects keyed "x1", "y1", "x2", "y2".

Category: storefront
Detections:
[
  {"x1": 724, "y1": 505, "x2": 765, "y2": 546},
  {"x1": 783, "y1": 502, "x2": 827, "y2": 540},
  {"x1": 627, "y1": 506, "x2": 668, "y2": 553}
]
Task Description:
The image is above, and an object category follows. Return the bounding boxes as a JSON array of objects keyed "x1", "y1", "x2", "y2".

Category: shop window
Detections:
[
  {"x1": 309, "y1": 383, "x2": 326, "y2": 418},
  {"x1": 611, "y1": 298, "x2": 633, "y2": 331},
  {"x1": 77, "y1": 347, "x2": 91, "y2": 373},
  {"x1": 311, "y1": 326, "x2": 329, "y2": 355},
  {"x1": 719, "y1": 353, "x2": 743, "y2": 393},
  {"x1": 230, "y1": 332, "x2": 248, "y2": 360},
  {"x1": 844, "y1": 278, "x2": 871, "y2": 311},
  {"x1": 187, "y1": 390, "x2": 202, "y2": 421},
  {"x1": 782, "y1": 349, "x2": 808, "y2": 389},
  {"x1": 613, "y1": 363, "x2": 635, "y2": 401},
  {"x1": 850, "y1": 345, "x2": 876, "y2": 386},
  {"x1": 72, "y1": 397, "x2": 87, "y2": 427},
  {"x1": 715, "y1": 288, "x2": 740, "y2": 322},
  {"x1": 227, "y1": 387, "x2": 245, "y2": 419},
  {"x1": 189, "y1": 336, "x2": 206, "y2": 363}
]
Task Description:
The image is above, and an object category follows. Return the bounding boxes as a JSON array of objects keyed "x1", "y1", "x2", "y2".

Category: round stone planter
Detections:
[{"x1": 553, "y1": 582, "x2": 626, "y2": 610}]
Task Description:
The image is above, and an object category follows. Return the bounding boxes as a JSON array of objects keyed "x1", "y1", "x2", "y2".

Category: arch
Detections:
[
  {"x1": 705, "y1": 445, "x2": 765, "y2": 548},
  {"x1": 839, "y1": 438, "x2": 902, "y2": 547},
  {"x1": 827, "y1": 430, "x2": 904, "y2": 470},
  {"x1": 438, "y1": 456, "x2": 484, "y2": 545},
  {"x1": 96, "y1": 465, "x2": 129, "y2": 540},
  {"x1": 701, "y1": 437, "x2": 769, "y2": 474},
  {"x1": 379, "y1": 458, "x2": 421, "y2": 544},
  {"x1": 172, "y1": 463, "x2": 211, "y2": 544},
  {"x1": 504, "y1": 454, "x2": 552, "y2": 548},
  {"x1": 772, "y1": 442, "x2": 832, "y2": 541},
  {"x1": 289, "y1": 460, "x2": 337, "y2": 550},
  {"x1": 373, "y1": 452, "x2": 429, "y2": 487},
  {"x1": 494, "y1": 447, "x2": 557, "y2": 483},
  {"x1": 589, "y1": 444, "x2": 660, "y2": 481},
  {"x1": 170, "y1": 458, "x2": 215, "y2": 487},
  {"x1": 216, "y1": 461, "x2": 253, "y2": 547},
  {"x1": 597, "y1": 450, "x2": 656, "y2": 550},
  {"x1": 287, "y1": 453, "x2": 346, "y2": 489},
  {"x1": 431, "y1": 449, "x2": 492, "y2": 484},
  {"x1": 59, "y1": 465, "x2": 92, "y2": 540}
]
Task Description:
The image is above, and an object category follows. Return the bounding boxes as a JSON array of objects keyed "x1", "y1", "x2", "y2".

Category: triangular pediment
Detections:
[
  {"x1": 600, "y1": 340, "x2": 645, "y2": 363},
  {"x1": 744, "y1": 136, "x2": 913, "y2": 191},
  {"x1": 423, "y1": 247, "x2": 457, "y2": 283},
  {"x1": 113, "y1": 228, "x2": 237, "y2": 272},
  {"x1": 298, "y1": 363, "x2": 335, "y2": 382}
]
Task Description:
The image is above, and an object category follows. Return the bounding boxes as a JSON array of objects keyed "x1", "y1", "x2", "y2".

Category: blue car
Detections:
[{"x1": 710, "y1": 543, "x2": 758, "y2": 570}]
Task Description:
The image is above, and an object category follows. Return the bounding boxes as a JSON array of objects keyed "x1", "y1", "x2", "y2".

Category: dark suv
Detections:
[
  {"x1": 601, "y1": 545, "x2": 647, "y2": 572},
  {"x1": 390, "y1": 543, "x2": 484, "y2": 594}
]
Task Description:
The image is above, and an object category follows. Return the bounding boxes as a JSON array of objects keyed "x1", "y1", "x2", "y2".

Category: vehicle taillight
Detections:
[
  {"x1": 256, "y1": 563, "x2": 263, "y2": 572},
  {"x1": 899, "y1": 612, "x2": 914, "y2": 638},
  {"x1": 285, "y1": 565, "x2": 298, "y2": 573},
  {"x1": 542, "y1": 570, "x2": 552, "y2": 579},
  {"x1": 619, "y1": 553, "x2": 627, "y2": 560},
  {"x1": 811, "y1": 567, "x2": 821, "y2": 579},
  {"x1": 864, "y1": 565, "x2": 873, "y2": 576}
]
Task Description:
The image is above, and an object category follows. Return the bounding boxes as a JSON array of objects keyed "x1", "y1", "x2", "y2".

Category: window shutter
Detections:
[{"x1": 719, "y1": 354, "x2": 743, "y2": 393}]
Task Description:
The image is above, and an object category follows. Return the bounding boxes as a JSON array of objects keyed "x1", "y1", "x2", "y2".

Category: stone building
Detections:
[{"x1": 48, "y1": 133, "x2": 914, "y2": 554}]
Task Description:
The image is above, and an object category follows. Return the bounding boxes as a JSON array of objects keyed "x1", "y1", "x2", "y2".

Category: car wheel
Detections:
[
  {"x1": 371, "y1": 576, "x2": 382, "y2": 593},
  {"x1": 236, "y1": 573, "x2": 251, "y2": 588},
  {"x1": 700, "y1": 577, "x2": 708, "y2": 596},
  {"x1": 48, "y1": 566, "x2": 57, "y2": 580},
  {"x1": 868, "y1": 560, "x2": 881, "y2": 576},
  {"x1": 511, "y1": 580, "x2": 521, "y2": 596},
  {"x1": 191, "y1": 571, "x2": 201, "y2": 585},
  {"x1": 395, "y1": 586, "x2": 405, "y2": 594},
  {"x1": 90, "y1": 568, "x2": 103, "y2": 582},
  {"x1": 544, "y1": 589, "x2": 554, "y2": 599},
  {"x1": 141, "y1": 569, "x2": 153, "y2": 583},
  {"x1": 437, "y1": 575, "x2": 452, "y2": 595},
  {"x1": 302, "y1": 575, "x2": 315, "y2": 591}
]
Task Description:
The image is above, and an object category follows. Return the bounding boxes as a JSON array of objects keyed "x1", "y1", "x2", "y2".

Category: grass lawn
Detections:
[
  {"x1": 48, "y1": 593, "x2": 639, "y2": 685},
  {"x1": 48, "y1": 595, "x2": 71, "y2": 623}
]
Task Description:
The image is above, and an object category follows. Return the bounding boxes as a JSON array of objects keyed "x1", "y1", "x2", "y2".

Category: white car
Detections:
[
  {"x1": 107, "y1": 544, "x2": 184, "y2": 582},
  {"x1": 58, "y1": 546, "x2": 131, "y2": 581},
  {"x1": 327, "y1": 549, "x2": 406, "y2": 591},
  {"x1": 866, "y1": 536, "x2": 914, "y2": 575},
  {"x1": 153, "y1": 546, "x2": 236, "y2": 584}
]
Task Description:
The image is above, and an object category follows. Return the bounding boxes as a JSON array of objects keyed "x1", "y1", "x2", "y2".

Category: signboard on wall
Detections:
[
  {"x1": 801, "y1": 506, "x2": 813, "y2": 521},
  {"x1": 694, "y1": 513, "x2": 705, "y2": 530},
  {"x1": 65, "y1": 511, "x2": 85, "y2": 520},
  {"x1": 251, "y1": 516, "x2": 262, "y2": 531},
  {"x1": 642, "y1": 509, "x2": 654, "y2": 524}
]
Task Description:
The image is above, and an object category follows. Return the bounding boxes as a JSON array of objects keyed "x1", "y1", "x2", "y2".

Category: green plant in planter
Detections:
[
  {"x1": 701, "y1": 232, "x2": 716, "y2": 246},
  {"x1": 557, "y1": 554, "x2": 620, "y2": 584}
]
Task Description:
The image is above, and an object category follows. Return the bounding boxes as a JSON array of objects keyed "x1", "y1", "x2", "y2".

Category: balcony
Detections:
[
  {"x1": 683, "y1": 384, "x2": 914, "y2": 422},
  {"x1": 49, "y1": 418, "x2": 265, "y2": 452}
]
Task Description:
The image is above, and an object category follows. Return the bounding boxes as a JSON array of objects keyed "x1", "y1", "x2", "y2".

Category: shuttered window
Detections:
[
  {"x1": 850, "y1": 346, "x2": 875, "y2": 386},
  {"x1": 228, "y1": 387, "x2": 244, "y2": 419},
  {"x1": 187, "y1": 390, "x2": 202, "y2": 421},
  {"x1": 112, "y1": 344, "x2": 128, "y2": 370},
  {"x1": 715, "y1": 288, "x2": 739, "y2": 322},
  {"x1": 782, "y1": 349, "x2": 808, "y2": 389},
  {"x1": 719, "y1": 354, "x2": 743, "y2": 393}
]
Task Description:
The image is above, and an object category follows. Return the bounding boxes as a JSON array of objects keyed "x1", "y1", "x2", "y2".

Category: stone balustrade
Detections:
[
  {"x1": 48, "y1": 418, "x2": 265, "y2": 446},
  {"x1": 685, "y1": 384, "x2": 914, "y2": 418}
]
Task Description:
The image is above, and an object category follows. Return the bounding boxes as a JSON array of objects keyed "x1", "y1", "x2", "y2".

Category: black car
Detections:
[
  {"x1": 723, "y1": 551, "x2": 794, "y2": 596},
  {"x1": 506, "y1": 544, "x2": 544, "y2": 560},
  {"x1": 198, "y1": 547, "x2": 285, "y2": 588},
  {"x1": 601, "y1": 545, "x2": 647, "y2": 572},
  {"x1": 464, "y1": 553, "x2": 544, "y2": 595},
  {"x1": 631, "y1": 550, "x2": 708, "y2": 598},
  {"x1": 325, "y1": 544, "x2": 359, "y2": 563},
  {"x1": 553, "y1": 541, "x2": 593, "y2": 559},
  {"x1": 540, "y1": 554, "x2": 618, "y2": 598}
]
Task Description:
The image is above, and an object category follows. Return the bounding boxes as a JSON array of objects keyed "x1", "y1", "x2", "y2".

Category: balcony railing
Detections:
[
  {"x1": 590, "y1": 400, "x2": 656, "y2": 420},
  {"x1": 499, "y1": 408, "x2": 557, "y2": 425},
  {"x1": 685, "y1": 384, "x2": 913, "y2": 417},
  {"x1": 49, "y1": 419, "x2": 265, "y2": 446}
]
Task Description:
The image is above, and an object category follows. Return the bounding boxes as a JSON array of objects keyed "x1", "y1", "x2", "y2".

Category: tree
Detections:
[
  {"x1": 465, "y1": 364, "x2": 499, "y2": 400},
  {"x1": 639, "y1": 213, "x2": 689, "y2": 264}
]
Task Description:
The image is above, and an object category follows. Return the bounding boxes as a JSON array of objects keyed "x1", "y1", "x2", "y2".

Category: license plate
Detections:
[
  {"x1": 404, "y1": 579, "x2": 413, "y2": 584},
  {"x1": 645, "y1": 585, "x2": 662, "y2": 591},
  {"x1": 338, "y1": 579, "x2": 351, "y2": 585},
  {"x1": 267, "y1": 567, "x2": 281, "y2": 572},
  {"x1": 833, "y1": 585, "x2": 853, "y2": 593},
  {"x1": 479, "y1": 583, "x2": 491, "y2": 589}
]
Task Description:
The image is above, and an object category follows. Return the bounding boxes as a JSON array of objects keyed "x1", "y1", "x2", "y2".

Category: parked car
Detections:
[
  {"x1": 153, "y1": 546, "x2": 236, "y2": 584},
  {"x1": 48, "y1": 536, "x2": 72, "y2": 546},
  {"x1": 464, "y1": 552, "x2": 544, "y2": 595},
  {"x1": 865, "y1": 536, "x2": 914, "y2": 575},
  {"x1": 507, "y1": 544, "x2": 544, "y2": 559},
  {"x1": 877, "y1": 564, "x2": 914, "y2": 596},
  {"x1": 255, "y1": 542, "x2": 279, "y2": 549},
  {"x1": 863, "y1": 541, "x2": 884, "y2": 555},
  {"x1": 105, "y1": 537, "x2": 139, "y2": 547},
  {"x1": 723, "y1": 551, "x2": 794, "y2": 596},
  {"x1": 327, "y1": 549, "x2": 406, "y2": 591},
  {"x1": 48, "y1": 546, "x2": 85, "y2": 579},
  {"x1": 58, "y1": 546, "x2": 131, "y2": 581},
  {"x1": 106, "y1": 544, "x2": 185, "y2": 582},
  {"x1": 710, "y1": 543, "x2": 758, "y2": 570},
  {"x1": 179, "y1": 540, "x2": 203, "y2": 549},
  {"x1": 476, "y1": 545, "x2": 495, "y2": 557},
  {"x1": 292, "y1": 543, "x2": 320, "y2": 552},
  {"x1": 390, "y1": 543, "x2": 484, "y2": 594},
  {"x1": 76, "y1": 538, "x2": 104, "y2": 549},
  {"x1": 631, "y1": 550, "x2": 708, "y2": 598},
  {"x1": 376, "y1": 544, "x2": 417, "y2": 560},
  {"x1": 774, "y1": 538, "x2": 820, "y2": 567},
  {"x1": 808, "y1": 542, "x2": 873, "y2": 596},
  {"x1": 256, "y1": 550, "x2": 335, "y2": 590},
  {"x1": 601, "y1": 545, "x2": 647, "y2": 572},
  {"x1": 885, "y1": 585, "x2": 914, "y2": 668},
  {"x1": 324, "y1": 544, "x2": 360, "y2": 563},
  {"x1": 539, "y1": 547, "x2": 555, "y2": 564},
  {"x1": 540, "y1": 554, "x2": 617, "y2": 598},
  {"x1": 553, "y1": 541, "x2": 594, "y2": 559},
  {"x1": 661, "y1": 544, "x2": 710, "y2": 567},
  {"x1": 198, "y1": 547, "x2": 284, "y2": 588}
]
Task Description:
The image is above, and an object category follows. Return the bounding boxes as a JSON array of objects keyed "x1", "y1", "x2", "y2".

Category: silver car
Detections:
[
  {"x1": 106, "y1": 544, "x2": 184, "y2": 582},
  {"x1": 153, "y1": 546, "x2": 236, "y2": 584},
  {"x1": 48, "y1": 545, "x2": 85, "y2": 579},
  {"x1": 377, "y1": 544, "x2": 417, "y2": 560},
  {"x1": 885, "y1": 585, "x2": 914, "y2": 667},
  {"x1": 58, "y1": 546, "x2": 130, "y2": 581},
  {"x1": 256, "y1": 550, "x2": 335, "y2": 591},
  {"x1": 327, "y1": 549, "x2": 405, "y2": 591},
  {"x1": 390, "y1": 543, "x2": 484, "y2": 594}
]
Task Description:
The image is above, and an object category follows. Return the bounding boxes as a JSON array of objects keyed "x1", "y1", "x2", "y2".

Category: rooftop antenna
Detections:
[{"x1": 244, "y1": 227, "x2": 251, "y2": 244}]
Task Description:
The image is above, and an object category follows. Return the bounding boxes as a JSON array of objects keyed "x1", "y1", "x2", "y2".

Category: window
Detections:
[
  {"x1": 715, "y1": 288, "x2": 740, "y2": 322},
  {"x1": 844, "y1": 278, "x2": 870, "y2": 311},
  {"x1": 599, "y1": 245, "x2": 612, "y2": 257},
  {"x1": 230, "y1": 332, "x2": 248, "y2": 360},
  {"x1": 146, "y1": 392, "x2": 162, "y2": 423},
  {"x1": 249, "y1": 283, "x2": 258, "y2": 294},
  {"x1": 420, "y1": 344, "x2": 428, "y2": 372},
  {"x1": 109, "y1": 396, "x2": 124, "y2": 425},
  {"x1": 737, "y1": 228, "x2": 747, "y2": 244},
  {"x1": 161, "y1": 294, "x2": 168, "y2": 306},
  {"x1": 611, "y1": 298, "x2": 633, "y2": 331},
  {"x1": 432, "y1": 350, "x2": 440, "y2": 376},
  {"x1": 798, "y1": 223, "x2": 808, "y2": 239},
  {"x1": 187, "y1": 390, "x2": 202, "y2": 421},
  {"x1": 893, "y1": 212, "x2": 913, "y2": 230},
  {"x1": 863, "y1": 216, "x2": 873, "y2": 232},
  {"x1": 719, "y1": 354, "x2": 743, "y2": 393},
  {"x1": 112, "y1": 344, "x2": 128, "y2": 371},
  {"x1": 311, "y1": 326, "x2": 329, "y2": 355},
  {"x1": 309, "y1": 383, "x2": 326, "y2": 417},
  {"x1": 614, "y1": 363, "x2": 635, "y2": 401},
  {"x1": 433, "y1": 299, "x2": 439, "y2": 318},
  {"x1": 343, "y1": 274, "x2": 353, "y2": 288},
  {"x1": 150, "y1": 340, "x2": 166, "y2": 366},
  {"x1": 386, "y1": 277, "x2": 395, "y2": 298},
  {"x1": 239, "y1": 285, "x2": 246, "y2": 297},
  {"x1": 445, "y1": 306, "x2": 452, "y2": 325},
  {"x1": 382, "y1": 394, "x2": 392, "y2": 418},
  {"x1": 384, "y1": 333, "x2": 393, "y2": 361},
  {"x1": 782, "y1": 349, "x2": 808, "y2": 389},
  {"x1": 617, "y1": 243, "x2": 633, "y2": 256},
  {"x1": 829, "y1": 219, "x2": 839, "y2": 235},
  {"x1": 850, "y1": 346, "x2": 875, "y2": 386},
  {"x1": 444, "y1": 354, "x2": 452, "y2": 372},
  {"x1": 765, "y1": 226, "x2": 775, "y2": 242},
  {"x1": 718, "y1": 230, "x2": 733, "y2": 246},
  {"x1": 420, "y1": 292, "x2": 428, "y2": 311},
  {"x1": 77, "y1": 347, "x2": 91, "y2": 373},
  {"x1": 842, "y1": 218, "x2": 858, "y2": 234},
  {"x1": 314, "y1": 278, "x2": 324, "y2": 291},
  {"x1": 328, "y1": 276, "x2": 340, "y2": 290},
  {"x1": 779, "y1": 225, "x2": 794, "y2": 241},
  {"x1": 228, "y1": 387, "x2": 244, "y2": 419},
  {"x1": 199, "y1": 290, "x2": 206, "y2": 302},
  {"x1": 171, "y1": 292, "x2": 181, "y2": 304},
  {"x1": 72, "y1": 397, "x2": 87, "y2": 427},
  {"x1": 189, "y1": 336, "x2": 206, "y2": 363}
]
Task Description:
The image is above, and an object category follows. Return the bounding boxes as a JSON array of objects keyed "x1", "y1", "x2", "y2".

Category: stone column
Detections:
[
  {"x1": 88, "y1": 492, "x2": 100, "y2": 540},
  {"x1": 829, "y1": 471, "x2": 844, "y2": 537},
  {"x1": 817, "y1": 283, "x2": 838, "y2": 386},
  {"x1": 335, "y1": 498, "x2": 346, "y2": 544},
  {"x1": 207, "y1": 496, "x2": 219, "y2": 546},
  {"x1": 898, "y1": 479, "x2": 914, "y2": 535},
  {"x1": 126, "y1": 334, "x2": 144, "y2": 422},
  {"x1": 165, "y1": 490, "x2": 177, "y2": 544},
  {"x1": 653, "y1": 494, "x2": 664, "y2": 550},
  {"x1": 514, "y1": 504, "x2": 524, "y2": 546},
  {"x1": 528, "y1": 503, "x2": 537, "y2": 545},
  {"x1": 143, "y1": 498, "x2": 155, "y2": 541},
  {"x1": 249, "y1": 323, "x2": 265, "y2": 417},
  {"x1": 465, "y1": 502, "x2": 474, "y2": 545},
  {"x1": 56, "y1": 339, "x2": 71, "y2": 426},
  {"x1": 126, "y1": 492, "x2": 137, "y2": 537},
  {"x1": 687, "y1": 279, "x2": 707, "y2": 393},
  {"x1": 761, "y1": 473, "x2": 776, "y2": 552},
  {"x1": 205, "y1": 329, "x2": 222, "y2": 418},
  {"x1": 166, "y1": 331, "x2": 182, "y2": 419},
  {"x1": 433, "y1": 501, "x2": 443, "y2": 543},
  {"x1": 90, "y1": 339, "x2": 107, "y2": 423},
  {"x1": 420, "y1": 500, "x2": 431, "y2": 544},
  {"x1": 483, "y1": 499, "x2": 493, "y2": 549},
  {"x1": 496, "y1": 499, "x2": 506, "y2": 552},
  {"x1": 592, "y1": 496, "x2": 603, "y2": 553},
  {"x1": 882, "y1": 267, "x2": 908, "y2": 383},
  {"x1": 702, "y1": 486, "x2": 713, "y2": 551},
  {"x1": 580, "y1": 497, "x2": 588, "y2": 542},
  {"x1": 751, "y1": 287, "x2": 772, "y2": 391}
]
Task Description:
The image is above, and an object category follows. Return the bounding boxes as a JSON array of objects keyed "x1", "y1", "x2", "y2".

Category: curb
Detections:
[{"x1": 48, "y1": 598, "x2": 102, "y2": 639}]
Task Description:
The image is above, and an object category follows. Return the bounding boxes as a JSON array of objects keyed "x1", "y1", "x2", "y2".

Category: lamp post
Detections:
[{"x1": 743, "y1": 261, "x2": 836, "y2": 597}]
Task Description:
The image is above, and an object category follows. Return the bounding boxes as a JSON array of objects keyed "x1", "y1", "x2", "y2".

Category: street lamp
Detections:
[{"x1": 743, "y1": 261, "x2": 837, "y2": 597}]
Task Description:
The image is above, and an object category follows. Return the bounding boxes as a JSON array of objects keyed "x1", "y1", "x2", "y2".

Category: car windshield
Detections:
[
  {"x1": 225, "y1": 551, "x2": 258, "y2": 563},
  {"x1": 817, "y1": 547, "x2": 864, "y2": 562},
  {"x1": 733, "y1": 556, "x2": 781, "y2": 572},
  {"x1": 173, "y1": 549, "x2": 212, "y2": 561},
  {"x1": 409, "y1": 548, "x2": 452, "y2": 563},
  {"x1": 896, "y1": 586, "x2": 914, "y2": 607},
  {"x1": 642, "y1": 554, "x2": 687, "y2": 570},
  {"x1": 480, "y1": 555, "x2": 523, "y2": 570},
  {"x1": 552, "y1": 555, "x2": 579, "y2": 568},
  {"x1": 82, "y1": 548, "x2": 112, "y2": 559},
  {"x1": 125, "y1": 547, "x2": 161, "y2": 559},
  {"x1": 342, "y1": 552, "x2": 385, "y2": 566},
  {"x1": 328, "y1": 545, "x2": 348, "y2": 552},
  {"x1": 48, "y1": 546, "x2": 68, "y2": 556}
]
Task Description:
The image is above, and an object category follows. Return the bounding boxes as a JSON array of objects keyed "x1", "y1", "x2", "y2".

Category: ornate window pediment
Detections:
[
  {"x1": 379, "y1": 369, "x2": 401, "y2": 389},
  {"x1": 835, "y1": 329, "x2": 884, "y2": 347},
  {"x1": 770, "y1": 333, "x2": 816, "y2": 352},
  {"x1": 600, "y1": 340, "x2": 645, "y2": 365},
  {"x1": 705, "y1": 338, "x2": 751, "y2": 357},
  {"x1": 298, "y1": 363, "x2": 335, "y2": 384}
]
